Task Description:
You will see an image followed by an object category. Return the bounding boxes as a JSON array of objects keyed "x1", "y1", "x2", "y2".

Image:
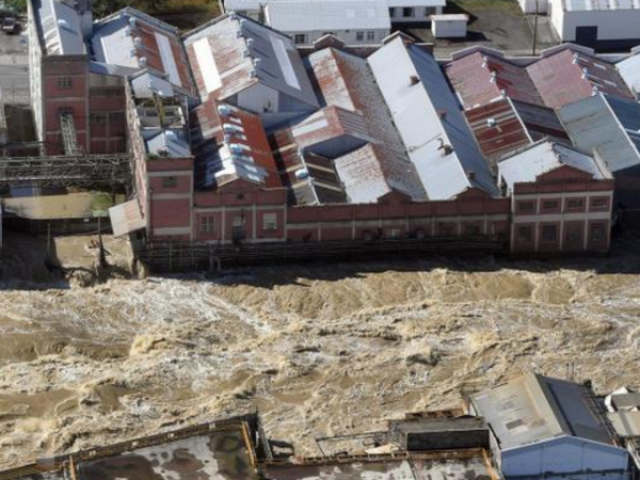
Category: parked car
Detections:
[{"x1": 2, "y1": 16, "x2": 16, "y2": 34}]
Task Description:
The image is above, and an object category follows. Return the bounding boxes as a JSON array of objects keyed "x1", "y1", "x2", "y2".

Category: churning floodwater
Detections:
[{"x1": 1, "y1": 253, "x2": 640, "y2": 468}]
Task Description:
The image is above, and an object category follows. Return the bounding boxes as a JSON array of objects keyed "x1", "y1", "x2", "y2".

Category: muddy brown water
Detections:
[{"x1": 1, "y1": 256, "x2": 640, "y2": 467}]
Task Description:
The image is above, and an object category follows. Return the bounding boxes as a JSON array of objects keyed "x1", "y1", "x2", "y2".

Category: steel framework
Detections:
[{"x1": 0, "y1": 153, "x2": 133, "y2": 188}]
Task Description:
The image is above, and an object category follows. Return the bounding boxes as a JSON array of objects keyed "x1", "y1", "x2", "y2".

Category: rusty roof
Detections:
[
  {"x1": 305, "y1": 47, "x2": 426, "y2": 202},
  {"x1": 184, "y1": 14, "x2": 318, "y2": 110},
  {"x1": 92, "y1": 8, "x2": 193, "y2": 91},
  {"x1": 466, "y1": 98, "x2": 569, "y2": 161},
  {"x1": 527, "y1": 45, "x2": 635, "y2": 109},
  {"x1": 191, "y1": 101, "x2": 281, "y2": 190},
  {"x1": 445, "y1": 49, "x2": 544, "y2": 109}
]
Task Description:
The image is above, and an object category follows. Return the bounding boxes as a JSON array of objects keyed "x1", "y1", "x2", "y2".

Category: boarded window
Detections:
[{"x1": 403, "y1": 7, "x2": 415, "y2": 17}]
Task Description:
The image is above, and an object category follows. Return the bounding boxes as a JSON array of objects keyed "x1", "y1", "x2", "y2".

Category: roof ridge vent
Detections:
[
  {"x1": 581, "y1": 66, "x2": 589, "y2": 79},
  {"x1": 490, "y1": 71, "x2": 497, "y2": 83},
  {"x1": 486, "y1": 118, "x2": 497, "y2": 128},
  {"x1": 481, "y1": 55, "x2": 488, "y2": 68},
  {"x1": 572, "y1": 52, "x2": 580, "y2": 64}
]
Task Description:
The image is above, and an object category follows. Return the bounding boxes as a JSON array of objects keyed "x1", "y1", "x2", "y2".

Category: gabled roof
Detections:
[
  {"x1": 471, "y1": 372, "x2": 619, "y2": 450},
  {"x1": 498, "y1": 140, "x2": 610, "y2": 192},
  {"x1": 184, "y1": 14, "x2": 318, "y2": 109},
  {"x1": 305, "y1": 46, "x2": 426, "y2": 202},
  {"x1": 265, "y1": 0, "x2": 391, "y2": 32},
  {"x1": 445, "y1": 48, "x2": 543, "y2": 109},
  {"x1": 92, "y1": 8, "x2": 192, "y2": 90},
  {"x1": 466, "y1": 98, "x2": 569, "y2": 161},
  {"x1": 527, "y1": 44, "x2": 634, "y2": 109},
  {"x1": 558, "y1": 93, "x2": 640, "y2": 173},
  {"x1": 33, "y1": 0, "x2": 86, "y2": 55},
  {"x1": 370, "y1": 38, "x2": 498, "y2": 200},
  {"x1": 617, "y1": 49, "x2": 640, "y2": 98}
]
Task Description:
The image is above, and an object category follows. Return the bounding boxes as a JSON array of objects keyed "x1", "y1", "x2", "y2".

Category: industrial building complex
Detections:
[{"x1": 0, "y1": 0, "x2": 634, "y2": 270}]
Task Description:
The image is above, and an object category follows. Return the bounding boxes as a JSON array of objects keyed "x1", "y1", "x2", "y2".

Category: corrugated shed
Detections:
[
  {"x1": 184, "y1": 14, "x2": 318, "y2": 109},
  {"x1": 445, "y1": 49, "x2": 544, "y2": 109},
  {"x1": 471, "y1": 372, "x2": 617, "y2": 450},
  {"x1": 527, "y1": 45, "x2": 634, "y2": 109},
  {"x1": 512, "y1": 99, "x2": 570, "y2": 143},
  {"x1": 558, "y1": 93, "x2": 640, "y2": 173},
  {"x1": 498, "y1": 140, "x2": 608, "y2": 192},
  {"x1": 92, "y1": 8, "x2": 192, "y2": 90},
  {"x1": 617, "y1": 52, "x2": 640, "y2": 98},
  {"x1": 266, "y1": 0, "x2": 390, "y2": 32},
  {"x1": 305, "y1": 47, "x2": 427, "y2": 202},
  {"x1": 370, "y1": 38, "x2": 498, "y2": 200}
]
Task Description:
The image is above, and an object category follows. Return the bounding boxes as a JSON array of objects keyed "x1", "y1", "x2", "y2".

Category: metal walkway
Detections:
[{"x1": 0, "y1": 153, "x2": 133, "y2": 188}]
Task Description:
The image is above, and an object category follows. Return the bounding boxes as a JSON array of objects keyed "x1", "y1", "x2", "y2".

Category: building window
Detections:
[
  {"x1": 356, "y1": 31, "x2": 364, "y2": 41},
  {"x1": 464, "y1": 224, "x2": 481, "y2": 236},
  {"x1": 110, "y1": 112, "x2": 126, "y2": 124},
  {"x1": 403, "y1": 7, "x2": 415, "y2": 17},
  {"x1": 389, "y1": 7, "x2": 395, "y2": 17},
  {"x1": 388, "y1": 228, "x2": 402, "y2": 239},
  {"x1": 565, "y1": 198, "x2": 585, "y2": 212},
  {"x1": 541, "y1": 224, "x2": 558, "y2": 243},
  {"x1": 293, "y1": 34, "x2": 307, "y2": 44},
  {"x1": 541, "y1": 199, "x2": 560, "y2": 213},
  {"x1": 58, "y1": 77, "x2": 73, "y2": 89},
  {"x1": 590, "y1": 196, "x2": 609, "y2": 212},
  {"x1": 590, "y1": 222, "x2": 607, "y2": 242},
  {"x1": 90, "y1": 112, "x2": 107, "y2": 125},
  {"x1": 516, "y1": 225, "x2": 533, "y2": 244},
  {"x1": 263, "y1": 213, "x2": 278, "y2": 231},
  {"x1": 424, "y1": 7, "x2": 437, "y2": 15},
  {"x1": 200, "y1": 216, "x2": 215, "y2": 234},
  {"x1": 366, "y1": 31, "x2": 376, "y2": 41},
  {"x1": 516, "y1": 200, "x2": 536, "y2": 215},
  {"x1": 565, "y1": 224, "x2": 582, "y2": 243},
  {"x1": 162, "y1": 176, "x2": 178, "y2": 188}
]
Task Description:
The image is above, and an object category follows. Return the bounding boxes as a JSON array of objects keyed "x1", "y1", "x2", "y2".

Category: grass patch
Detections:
[{"x1": 92, "y1": 0, "x2": 221, "y2": 29}]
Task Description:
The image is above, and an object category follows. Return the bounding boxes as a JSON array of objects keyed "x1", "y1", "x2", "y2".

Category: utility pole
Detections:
[{"x1": 531, "y1": 0, "x2": 539, "y2": 55}]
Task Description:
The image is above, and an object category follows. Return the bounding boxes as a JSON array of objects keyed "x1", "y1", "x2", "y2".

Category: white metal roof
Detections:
[
  {"x1": 34, "y1": 0, "x2": 86, "y2": 55},
  {"x1": 386, "y1": 0, "x2": 446, "y2": 6},
  {"x1": 223, "y1": 0, "x2": 264, "y2": 10},
  {"x1": 472, "y1": 373, "x2": 618, "y2": 450},
  {"x1": 368, "y1": 37, "x2": 498, "y2": 200},
  {"x1": 498, "y1": 140, "x2": 608, "y2": 192},
  {"x1": 564, "y1": 0, "x2": 640, "y2": 11},
  {"x1": 617, "y1": 52, "x2": 640, "y2": 98},
  {"x1": 266, "y1": 0, "x2": 390, "y2": 32}
]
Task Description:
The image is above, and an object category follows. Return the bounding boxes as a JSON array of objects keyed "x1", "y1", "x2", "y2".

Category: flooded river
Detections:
[{"x1": 1, "y1": 250, "x2": 640, "y2": 467}]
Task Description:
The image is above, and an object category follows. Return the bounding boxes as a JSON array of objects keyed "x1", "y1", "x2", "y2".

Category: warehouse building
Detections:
[{"x1": 469, "y1": 372, "x2": 630, "y2": 480}]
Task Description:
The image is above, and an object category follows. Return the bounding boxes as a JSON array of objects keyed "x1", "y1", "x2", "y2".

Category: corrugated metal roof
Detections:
[
  {"x1": 223, "y1": 0, "x2": 263, "y2": 10},
  {"x1": 92, "y1": 8, "x2": 192, "y2": 90},
  {"x1": 146, "y1": 129, "x2": 191, "y2": 158},
  {"x1": 466, "y1": 98, "x2": 569, "y2": 161},
  {"x1": 565, "y1": 0, "x2": 640, "y2": 11},
  {"x1": 305, "y1": 47, "x2": 426, "y2": 202},
  {"x1": 386, "y1": 0, "x2": 446, "y2": 5},
  {"x1": 617, "y1": 53, "x2": 640, "y2": 98},
  {"x1": 558, "y1": 93, "x2": 640, "y2": 173},
  {"x1": 185, "y1": 14, "x2": 318, "y2": 110},
  {"x1": 472, "y1": 373, "x2": 617, "y2": 450},
  {"x1": 370, "y1": 38, "x2": 498, "y2": 200},
  {"x1": 445, "y1": 49, "x2": 543, "y2": 109},
  {"x1": 266, "y1": 0, "x2": 390, "y2": 32},
  {"x1": 527, "y1": 45, "x2": 634, "y2": 109},
  {"x1": 34, "y1": 0, "x2": 86, "y2": 55},
  {"x1": 191, "y1": 101, "x2": 282, "y2": 190},
  {"x1": 498, "y1": 140, "x2": 608, "y2": 192},
  {"x1": 109, "y1": 199, "x2": 146, "y2": 237}
]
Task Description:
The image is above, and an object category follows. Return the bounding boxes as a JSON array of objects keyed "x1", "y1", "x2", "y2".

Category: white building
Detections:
[
  {"x1": 616, "y1": 48, "x2": 640, "y2": 98},
  {"x1": 469, "y1": 373, "x2": 630, "y2": 480},
  {"x1": 547, "y1": 0, "x2": 640, "y2": 49},
  {"x1": 221, "y1": 0, "x2": 446, "y2": 35},
  {"x1": 264, "y1": 0, "x2": 391, "y2": 46}
]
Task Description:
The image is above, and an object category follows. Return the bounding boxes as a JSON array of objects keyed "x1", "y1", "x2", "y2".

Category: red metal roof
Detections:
[
  {"x1": 190, "y1": 100, "x2": 281, "y2": 189},
  {"x1": 527, "y1": 46, "x2": 635, "y2": 109},
  {"x1": 445, "y1": 51, "x2": 544, "y2": 109},
  {"x1": 465, "y1": 98, "x2": 570, "y2": 160}
]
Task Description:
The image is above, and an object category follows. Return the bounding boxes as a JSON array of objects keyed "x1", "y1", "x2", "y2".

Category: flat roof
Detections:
[{"x1": 77, "y1": 427, "x2": 258, "y2": 480}]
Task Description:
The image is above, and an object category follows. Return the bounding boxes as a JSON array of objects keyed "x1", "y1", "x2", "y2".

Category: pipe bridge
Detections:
[{"x1": 0, "y1": 153, "x2": 133, "y2": 188}]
